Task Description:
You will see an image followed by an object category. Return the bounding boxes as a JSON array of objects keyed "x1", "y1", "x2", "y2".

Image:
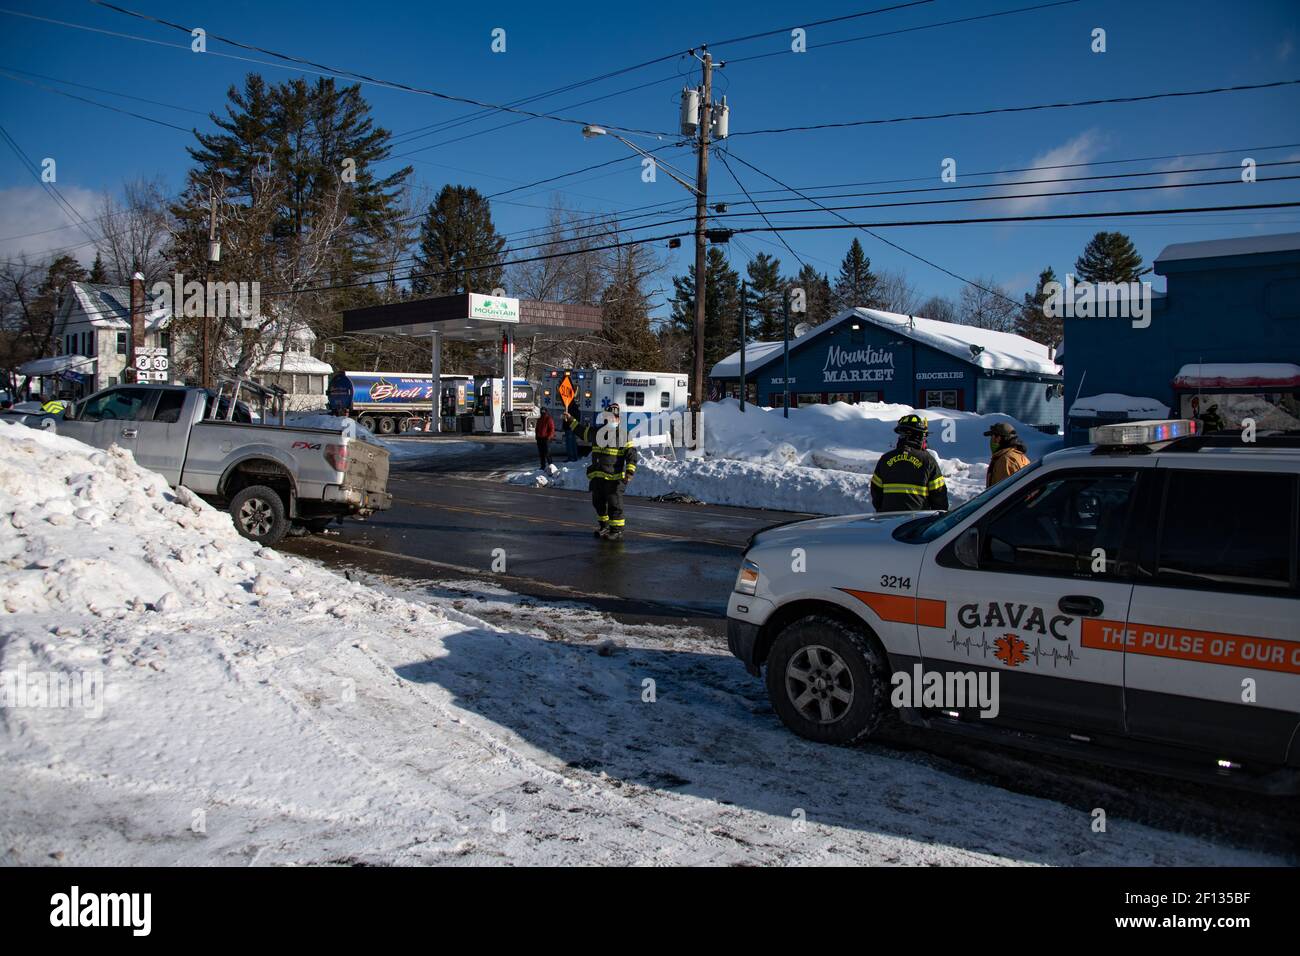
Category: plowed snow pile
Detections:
[
  {"x1": 509, "y1": 399, "x2": 1062, "y2": 513},
  {"x1": 0, "y1": 422, "x2": 1277, "y2": 866}
]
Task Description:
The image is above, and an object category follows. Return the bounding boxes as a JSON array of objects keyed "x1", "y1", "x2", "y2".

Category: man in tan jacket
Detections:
[{"x1": 985, "y1": 422, "x2": 1030, "y2": 488}]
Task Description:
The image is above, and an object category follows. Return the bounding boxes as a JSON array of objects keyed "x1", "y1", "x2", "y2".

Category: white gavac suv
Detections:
[{"x1": 726, "y1": 421, "x2": 1300, "y2": 792}]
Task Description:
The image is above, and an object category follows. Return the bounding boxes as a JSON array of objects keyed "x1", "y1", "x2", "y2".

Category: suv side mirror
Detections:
[{"x1": 954, "y1": 527, "x2": 980, "y2": 569}]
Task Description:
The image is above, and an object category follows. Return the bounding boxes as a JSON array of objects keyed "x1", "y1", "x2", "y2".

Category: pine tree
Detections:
[
  {"x1": 176, "y1": 72, "x2": 411, "y2": 294},
  {"x1": 88, "y1": 252, "x2": 108, "y2": 284},
  {"x1": 789, "y1": 264, "x2": 834, "y2": 326},
  {"x1": 745, "y1": 252, "x2": 783, "y2": 340},
  {"x1": 668, "y1": 247, "x2": 740, "y2": 375},
  {"x1": 410, "y1": 185, "x2": 506, "y2": 296},
  {"x1": 832, "y1": 238, "x2": 879, "y2": 311},
  {"x1": 1016, "y1": 267, "x2": 1062, "y2": 346},
  {"x1": 33, "y1": 255, "x2": 88, "y2": 357},
  {"x1": 1074, "y1": 231, "x2": 1148, "y2": 283}
]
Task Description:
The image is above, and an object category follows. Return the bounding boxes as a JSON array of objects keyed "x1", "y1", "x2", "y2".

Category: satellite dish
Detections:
[{"x1": 793, "y1": 322, "x2": 812, "y2": 338}]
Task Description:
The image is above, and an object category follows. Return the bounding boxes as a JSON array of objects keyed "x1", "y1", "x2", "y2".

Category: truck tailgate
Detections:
[{"x1": 346, "y1": 438, "x2": 390, "y2": 499}]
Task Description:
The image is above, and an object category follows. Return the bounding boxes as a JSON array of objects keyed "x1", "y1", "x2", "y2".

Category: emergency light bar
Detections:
[{"x1": 1089, "y1": 419, "x2": 1199, "y2": 446}]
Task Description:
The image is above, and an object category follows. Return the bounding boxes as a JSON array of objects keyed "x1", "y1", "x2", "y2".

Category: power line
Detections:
[
  {"x1": 385, "y1": 2, "x2": 941, "y2": 158},
  {"x1": 0, "y1": 64, "x2": 208, "y2": 114},
  {"x1": 715, "y1": 149, "x2": 807, "y2": 270},
  {"x1": 732, "y1": 78, "x2": 1300, "y2": 137},
  {"x1": 257, "y1": 201, "x2": 1300, "y2": 301},
  {"x1": 718, "y1": 160, "x2": 1300, "y2": 211},
  {"x1": 711, "y1": 142, "x2": 1300, "y2": 199},
  {"x1": 722, "y1": 0, "x2": 1081, "y2": 65},
  {"x1": 704, "y1": 0, "x2": 936, "y2": 49},
  {"x1": 0, "y1": 123, "x2": 104, "y2": 249},
  {"x1": 88, "y1": 1, "x2": 673, "y2": 139},
  {"x1": 722, "y1": 147, "x2": 1024, "y2": 307},
  {"x1": 728, "y1": 201, "x2": 1300, "y2": 236},
  {"x1": 0, "y1": 68, "x2": 193, "y2": 132}
]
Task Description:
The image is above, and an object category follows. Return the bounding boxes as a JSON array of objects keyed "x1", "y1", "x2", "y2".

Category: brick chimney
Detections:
[{"x1": 128, "y1": 272, "x2": 145, "y2": 382}]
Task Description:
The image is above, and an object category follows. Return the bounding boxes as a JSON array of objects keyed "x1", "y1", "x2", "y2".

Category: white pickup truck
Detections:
[{"x1": 43, "y1": 380, "x2": 391, "y2": 545}]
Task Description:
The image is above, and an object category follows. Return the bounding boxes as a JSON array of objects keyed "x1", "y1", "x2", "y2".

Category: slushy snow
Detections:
[{"x1": 1, "y1": 421, "x2": 1277, "y2": 866}]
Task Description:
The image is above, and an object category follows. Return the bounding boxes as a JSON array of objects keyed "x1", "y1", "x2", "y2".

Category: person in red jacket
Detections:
[{"x1": 535, "y1": 408, "x2": 556, "y2": 469}]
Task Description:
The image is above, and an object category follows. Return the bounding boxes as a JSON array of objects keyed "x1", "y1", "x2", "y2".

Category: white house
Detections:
[
  {"x1": 246, "y1": 322, "x2": 335, "y2": 412},
  {"x1": 53, "y1": 279, "x2": 333, "y2": 409},
  {"x1": 54, "y1": 279, "x2": 172, "y2": 394}
]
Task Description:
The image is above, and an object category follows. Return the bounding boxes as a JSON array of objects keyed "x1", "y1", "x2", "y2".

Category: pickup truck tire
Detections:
[
  {"x1": 229, "y1": 485, "x2": 289, "y2": 546},
  {"x1": 765, "y1": 615, "x2": 889, "y2": 745}
]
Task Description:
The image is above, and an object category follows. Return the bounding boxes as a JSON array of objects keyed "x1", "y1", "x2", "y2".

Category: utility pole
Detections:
[
  {"x1": 202, "y1": 187, "x2": 220, "y2": 388},
  {"x1": 690, "y1": 50, "x2": 712, "y2": 443},
  {"x1": 738, "y1": 280, "x2": 746, "y2": 412},
  {"x1": 782, "y1": 292, "x2": 790, "y2": 419}
]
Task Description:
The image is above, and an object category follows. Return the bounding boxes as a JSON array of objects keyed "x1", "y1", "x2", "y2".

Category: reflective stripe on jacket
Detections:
[
  {"x1": 575, "y1": 421, "x2": 639, "y2": 481},
  {"x1": 870, "y1": 442, "x2": 948, "y2": 512}
]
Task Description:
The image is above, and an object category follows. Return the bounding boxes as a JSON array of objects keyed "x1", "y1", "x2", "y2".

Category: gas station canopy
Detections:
[
  {"x1": 340, "y1": 292, "x2": 604, "y2": 433},
  {"x1": 342, "y1": 292, "x2": 602, "y2": 342}
]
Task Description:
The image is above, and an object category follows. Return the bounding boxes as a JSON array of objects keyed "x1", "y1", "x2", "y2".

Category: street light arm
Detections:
[{"x1": 605, "y1": 132, "x2": 702, "y2": 197}]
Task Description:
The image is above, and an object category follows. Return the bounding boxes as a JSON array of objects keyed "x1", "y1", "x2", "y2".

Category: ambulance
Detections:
[
  {"x1": 540, "y1": 368, "x2": 689, "y2": 447},
  {"x1": 726, "y1": 420, "x2": 1300, "y2": 792}
]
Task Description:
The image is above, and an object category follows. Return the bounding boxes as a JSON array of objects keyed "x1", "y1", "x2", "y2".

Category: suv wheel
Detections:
[
  {"x1": 765, "y1": 615, "x2": 889, "y2": 745},
  {"x1": 229, "y1": 485, "x2": 288, "y2": 546}
]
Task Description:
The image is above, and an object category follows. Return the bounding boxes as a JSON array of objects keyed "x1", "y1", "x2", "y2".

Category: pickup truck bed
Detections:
[{"x1": 46, "y1": 383, "x2": 392, "y2": 545}]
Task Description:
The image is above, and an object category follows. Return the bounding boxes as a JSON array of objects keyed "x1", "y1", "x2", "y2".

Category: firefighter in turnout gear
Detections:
[
  {"x1": 564, "y1": 403, "x2": 638, "y2": 540},
  {"x1": 870, "y1": 414, "x2": 949, "y2": 513}
]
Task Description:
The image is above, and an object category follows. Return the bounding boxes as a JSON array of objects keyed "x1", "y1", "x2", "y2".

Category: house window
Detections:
[
  {"x1": 858, "y1": 391, "x2": 885, "y2": 403},
  {"x1": 116, "y1": 332, "x2": 128, "y2": 355},
  {"x1": 159, "y1": 331, "x2": 171, "y2": 351},
  {"x1": 924, "y1": 389, "x2": 959, "y2": 409},
  {"x1": 796, "y1": 393, "x2": 826, "y2": 405},
  {"x1": 82, "y1": 332, "x2": 91, "y2": 356}
]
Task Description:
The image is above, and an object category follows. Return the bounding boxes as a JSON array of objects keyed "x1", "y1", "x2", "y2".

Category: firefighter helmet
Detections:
[{"x1": 895, "y1": 413, "x2": 928, "y2": 437}]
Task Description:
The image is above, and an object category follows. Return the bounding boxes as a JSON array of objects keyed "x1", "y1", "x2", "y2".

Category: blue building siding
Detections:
[
  {"x1": 713, "y1": 313, "x2": 1062, "y2": 427},
  {"x1": 1062, "y1": 237, "x2": 1300, "y2": 444},
  {"x1": 977, "y1": 374, "x2": 1063, "y2": 426}
]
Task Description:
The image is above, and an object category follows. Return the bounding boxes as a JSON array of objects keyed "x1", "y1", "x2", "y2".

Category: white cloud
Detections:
[
  {"x1": 992, "y1": 129, "x2": 1108, "y2": 214},
  {"x1": 0, "y1": 184, "x2": 106, "y2": 266}
]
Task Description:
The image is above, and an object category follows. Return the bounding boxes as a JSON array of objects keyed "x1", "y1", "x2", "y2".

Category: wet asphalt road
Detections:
[
  {"x1": 279, "y1": 435, "x2": 1300, "y2": 854},
  {"x1": 281, "y1": 434, "x2": 811, "y2": 631}
]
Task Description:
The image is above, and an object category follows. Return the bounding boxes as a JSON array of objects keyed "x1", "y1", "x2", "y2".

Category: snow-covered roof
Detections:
[
  {"x1": 849, "y1": 308, "x2": 1059, "y2": 374},
  {"x1": 18, "y1": 354, "x2": 95, "y2": 377},
  {"x1": 1155, "y1": 232, "x2": 1300, "y2": 265},
  {"x1": 257, "y1": 351, "x2": 333, "y2": 375},
  {"x1": 711, "y1": 308, "x2": 1060, "y2": 379},
  {"x1": 1069, "y1": 393, "x2": 1170, "y2": 420},
  {"x1": 67, "y1": 282, "x2": 169, "y2": 331},
  {"x1": 1172, "y1": 362, "x2": 1300, "y2": 389},
  {"x1": 710, "y1": 340, "x2": 788, "y2": 378}
]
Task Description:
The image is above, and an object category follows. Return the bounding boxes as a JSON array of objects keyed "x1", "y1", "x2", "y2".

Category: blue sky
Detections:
[{"x1": 1, "y1": 0, "x2": 1298, "y2": 314}]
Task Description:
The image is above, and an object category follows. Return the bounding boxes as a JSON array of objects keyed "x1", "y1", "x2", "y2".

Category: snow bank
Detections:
[
  {"x1": 510, "y1": 400, "x2": 1059, "y2": 513},
  {"x1": 0, "y1": 420, "x2": 1281, "y2": 866},
  {"x1": 285, "y1": 411, "x2": 378, "y2": 442}
]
